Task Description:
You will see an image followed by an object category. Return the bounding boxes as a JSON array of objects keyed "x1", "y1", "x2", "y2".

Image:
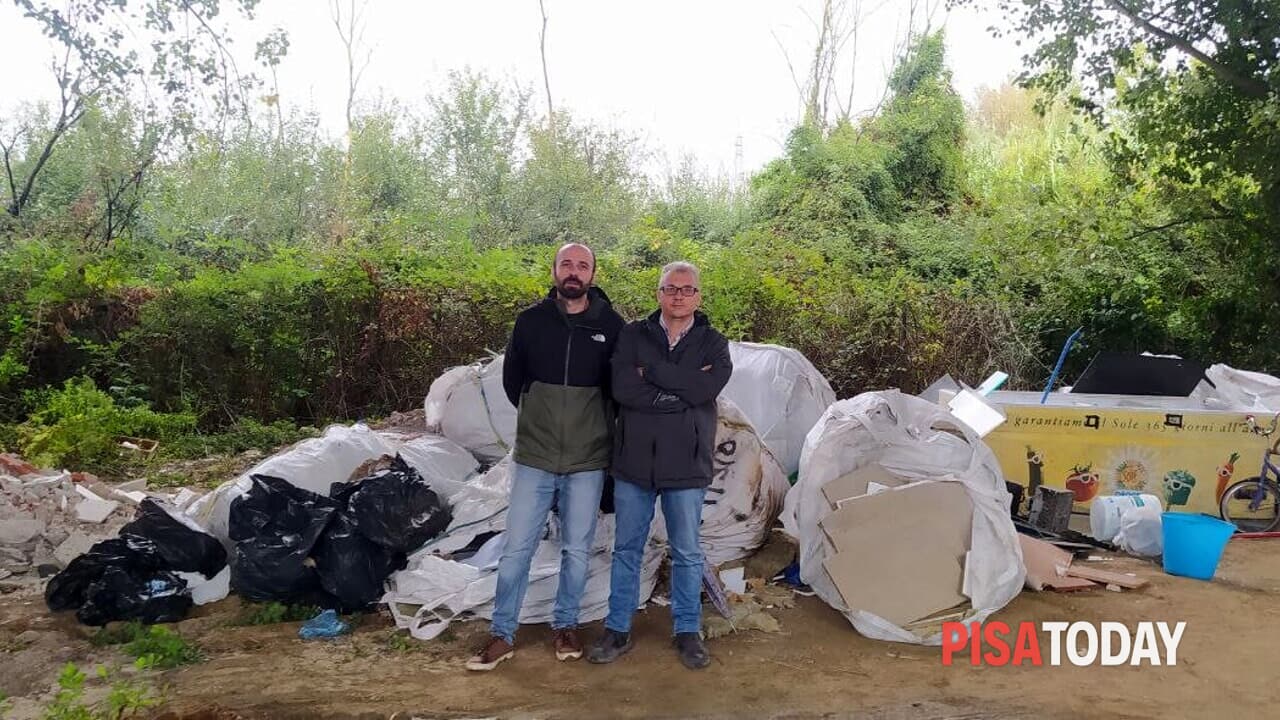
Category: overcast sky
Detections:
[{"x1": 0, "y1": 0, "x2": 1024, "y2": 176}]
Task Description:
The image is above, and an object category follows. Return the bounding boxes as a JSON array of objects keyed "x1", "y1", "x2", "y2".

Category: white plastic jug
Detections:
[
  {"x1": 1114, "y1": 502, "x2": 1164, "y2": 557},
  {"x1": 1090, "y1": 493, "x2": 1163, "y2": 542}
]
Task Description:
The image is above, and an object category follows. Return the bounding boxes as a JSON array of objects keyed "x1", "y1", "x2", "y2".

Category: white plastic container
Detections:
[
  {"x1": 1114, "y1": 502, "x2": 1164, "y2": 557},
  {"x1": 1090, "y1": 493, "x2": 1163, "y2": 542}
]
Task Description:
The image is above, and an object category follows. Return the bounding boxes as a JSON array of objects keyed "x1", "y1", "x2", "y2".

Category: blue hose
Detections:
[{"x1": 1041, "y1": 327, "x2": 1084, "y2": 404}]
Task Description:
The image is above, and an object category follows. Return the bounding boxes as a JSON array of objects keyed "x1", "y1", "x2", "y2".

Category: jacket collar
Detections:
[
  {"x1": 644, "y1": 309, "x2": 710, "y2": 331},
  {"x1": 542, "y1": 285, "x2": 612, "y2": 321}
]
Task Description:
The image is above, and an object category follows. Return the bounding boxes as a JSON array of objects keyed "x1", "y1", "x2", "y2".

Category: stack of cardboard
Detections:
[
  {"x1": 817, "y1": 464, "x2": 975, "y2": 627},
  {"x1": 1019, "y1": 534, "x2": 1149, "y2": 592}
]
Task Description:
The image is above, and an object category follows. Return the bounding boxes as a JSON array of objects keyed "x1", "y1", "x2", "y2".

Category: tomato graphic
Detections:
[{"x1": 1065, "y1": 463, "x2": 1100, "y2": 503}]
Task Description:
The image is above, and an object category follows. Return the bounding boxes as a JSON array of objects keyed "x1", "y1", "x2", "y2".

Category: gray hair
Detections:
[{"x1": 658, "y1": 261, "x2": 700, "y2": 288}]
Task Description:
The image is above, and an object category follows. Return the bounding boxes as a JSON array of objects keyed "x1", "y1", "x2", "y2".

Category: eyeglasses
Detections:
[{"x1": 660, "y1": 285, "x2": 700, "y2": 297}]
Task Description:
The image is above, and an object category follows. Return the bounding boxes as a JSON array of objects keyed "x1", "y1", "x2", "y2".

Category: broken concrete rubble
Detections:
[
  {"x1": 0, "y1": 514, "x2": 45, "y2": 545},
  {"x1": 0, "y1": 453, "x2": 39, "y2": 476},
  {"x1": 1, "y1": 458, "x2": 202, "y2": 582},
  {"x1": 74, "y1": 485, "x2": 120, "y2": 523},
  {"x1": 114, "y1": 478, "x2": 147, "y2": 493},
  {"x1": 53, "y1": 532, "x2": 97, "y2": 568}
]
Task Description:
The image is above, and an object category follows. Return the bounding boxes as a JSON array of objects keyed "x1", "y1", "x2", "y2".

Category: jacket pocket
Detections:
[
  {"x1": 559, "y1": 384, "x2": 611, "y2": 469},
  {"x1": 515, "y1": 381, "x2": 559, "y2": 464}
]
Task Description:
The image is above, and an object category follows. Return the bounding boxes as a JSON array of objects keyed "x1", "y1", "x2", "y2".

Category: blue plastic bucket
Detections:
[{"x1": 1161, "y1": 512, "x2": 1236, "y2": 580}]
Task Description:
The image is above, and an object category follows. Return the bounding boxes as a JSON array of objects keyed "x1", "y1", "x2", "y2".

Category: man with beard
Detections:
[{"x1": 466, "y1": 242, "x2": 625, "y2": 671}]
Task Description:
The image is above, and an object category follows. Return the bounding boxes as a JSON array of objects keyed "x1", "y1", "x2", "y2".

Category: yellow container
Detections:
[{"x1": 984, "y1": 392, "x2": 1269, "y2": 516}]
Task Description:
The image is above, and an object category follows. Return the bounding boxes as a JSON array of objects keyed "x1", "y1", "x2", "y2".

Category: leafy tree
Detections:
[
  {"x1": 3, "y1": 0, "x2": 287, "y2": 237},
  {"x1": 869, "y1": 31, "x2": 965, "y2": 210},
  {"x1": 516, "y1": 113, "x2": 643, "y2": 247},
  {"x1": 423, "y1": 70, "x2": 531, "y2": 245},
  {"x1": 950, "y1": 0, "x2": 1280, "y2": 229}
]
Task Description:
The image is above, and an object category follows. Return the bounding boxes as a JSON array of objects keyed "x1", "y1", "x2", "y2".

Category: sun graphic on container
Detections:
[{"x1": 1107, "y1": 447, "x2": 1159, "y2": 492}]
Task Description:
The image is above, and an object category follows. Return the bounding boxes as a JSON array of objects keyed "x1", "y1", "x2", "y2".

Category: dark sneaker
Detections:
[
  {"x1": 465, "y1": 635, "x2": 514, "y2": 671},
  {"x1": 554, "y1": 627, "x2": 584, "y2": 661},
  {"x1": 674, "y1": 632, "x2": 710, "y2": 670},
  {"x1": 586, "y1": 629, "x2": 633, "y2": 664}
]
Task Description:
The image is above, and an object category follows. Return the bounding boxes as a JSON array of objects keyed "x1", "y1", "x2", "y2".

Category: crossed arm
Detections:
[{"x1": 611, "y1": 329, "x2": 732, "y2": 412}]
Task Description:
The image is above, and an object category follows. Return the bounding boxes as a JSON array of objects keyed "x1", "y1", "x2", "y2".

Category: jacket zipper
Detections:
[{"x1": 559, "y1": 318, "x2": 573, "y2": 472}]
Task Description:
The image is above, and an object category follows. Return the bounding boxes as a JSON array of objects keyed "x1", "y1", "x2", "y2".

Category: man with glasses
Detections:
[
  {"x1": 466, "y1": 242, "x2": 625, "y2": 671},
  {"x1": 587, "y1": 261, "x2": 732, "y2": 670}
]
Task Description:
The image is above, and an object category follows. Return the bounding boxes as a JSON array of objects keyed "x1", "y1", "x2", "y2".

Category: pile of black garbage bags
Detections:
[
  {"x1": 45, "y1": 499, "x2": 228, "y2": 626},
  {"x1": 44, "y1": 454, "x2": 452, "y2": 625},
  {"x1": 229, "y1": 454, "x2": 452, "y2": 611}
]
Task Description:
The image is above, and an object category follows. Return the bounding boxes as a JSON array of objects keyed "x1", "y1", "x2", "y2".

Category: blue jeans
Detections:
[
  {"x1": 606, "y1": 479, "x2": 705, "y2": 636},
  {"x1": 490, "y1": 463, "x2": 604, "y2": 644}
]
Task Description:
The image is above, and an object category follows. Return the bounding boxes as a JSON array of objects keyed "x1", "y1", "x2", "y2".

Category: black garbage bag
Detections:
[
  {"x1": 229, "y1": 474, "x2": 338, "y2": 604},
  {"x1": 122, "y1": 499, "x2": 227, "y2": 578},
  {"x1": 232, "y1": 536, "x2": 329, "y2": 605},
  {"x1": 229, "y1": 474, "x2": 339, "y2": 542},
  {"x1": 76, "y1": 566, "x2": 193, "y2": 626},
  {"x1": 45, "y1": 535, "x2": 166, "y2": 613},
  {"x1": 330, "y1": 455, "x2": 452, "y2": 553},
  {"x1": 313, "y1": 511, "x2": 406, "y2": 611}
]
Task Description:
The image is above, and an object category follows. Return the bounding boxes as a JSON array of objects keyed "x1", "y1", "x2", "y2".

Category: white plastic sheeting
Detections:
[
  {"x1": 1192, "y1": 364, "x2": 1280, "y2": 413},
  {"x1": 1114, "y1": 502, "x2": 1164, "y2": 557},
  {"x1": 384, "y1": 514, "x2": 664, "y2": 641},
  {"x1": 383, "y1": 398, "x2": 788, "y2": 639},
  {"x1": 423, "y1": 356, "x2": 515, "y2": 462},
  {"x1": 723, "y1": 342, "x2": 836, "y2": 475},
  {"x1": 186, "y1": 424, "x2": 477, "y2": 543},
  {"x1": 423, "y1": 342, "x2": 835, "y2": 475},
  {"x1": 388, "y1": 433, "x2": 481, "y2": 500},
  {"x1": 781, "y1": 391, "x2": 1025, "y2": 645}
]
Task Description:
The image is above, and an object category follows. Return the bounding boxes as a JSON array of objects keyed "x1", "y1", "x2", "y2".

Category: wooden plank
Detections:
[{"x1": 1063, "y1": 565, "x2": 1148, "y2": 589}]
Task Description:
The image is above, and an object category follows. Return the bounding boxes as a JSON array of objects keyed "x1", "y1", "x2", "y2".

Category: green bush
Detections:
[
  {"x1": 232, "y1": 601, "x2": 321, "y2": 626},
  {"x1": 39, "y1": 663, "x2": 159, "y2": 720},
  {"x1": 160, "y1": 418, "x2": 318, "y2": 459},
  {"x1": 123, "y1": 626, "x2": 204, "y2": 669},
  {"x1": 16, "y1": 378, "x2": 195, "y2": 473},
  {"x1": 89, "y1": 622, "x2": 203, "y2": 669}
]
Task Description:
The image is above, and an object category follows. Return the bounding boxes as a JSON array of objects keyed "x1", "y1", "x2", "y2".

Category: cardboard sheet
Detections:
[
  {"x1": 820, "y1": 464, "x2": 912, "y2": 508},
  {"x1": 818, "y1": 481, "x2": 974, "y2": 625}
]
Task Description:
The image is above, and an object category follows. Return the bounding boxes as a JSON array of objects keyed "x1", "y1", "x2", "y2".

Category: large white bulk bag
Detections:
[{"x1": 782, "y1": 391, "x2": 1025, "y2": 645}]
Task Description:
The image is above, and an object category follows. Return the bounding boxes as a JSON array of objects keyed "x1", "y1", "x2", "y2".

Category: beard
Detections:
[{"x1": 556, "y1": 277, "x2": 588, "y2": 299}]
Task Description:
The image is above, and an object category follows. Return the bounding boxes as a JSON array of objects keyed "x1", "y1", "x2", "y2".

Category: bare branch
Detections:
[
  {"x1": 9, "y1": 61, "x2": 94, "y2": 217},
  {"x1": 539, "y1": 0, "x2": 554, "y2": 127},
  {"x1": 331, "y1": 0, "x2": 372, "y2": 139},
  {"x1": 0, "y1": 132, "x2": 20, "y2": 211},
  {"x1": 1125, "y1": 214, "x2": 1234, "y2": 241},
  {"x1": 175, "y1": 0, "x2": 256, "y2": 130},
  {"x1": 772, "y1": 28, "x2": 808, "y2": 122}
]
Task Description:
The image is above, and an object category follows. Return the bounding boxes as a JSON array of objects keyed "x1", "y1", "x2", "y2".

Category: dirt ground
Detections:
[{"x1": 3, "y1": 532, "x2": 1280, "y2": 720}]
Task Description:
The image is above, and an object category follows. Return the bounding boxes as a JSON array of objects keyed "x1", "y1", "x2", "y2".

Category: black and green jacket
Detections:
[{"x1": 502, "y1": 286, "x2": 626, "y2": 474}]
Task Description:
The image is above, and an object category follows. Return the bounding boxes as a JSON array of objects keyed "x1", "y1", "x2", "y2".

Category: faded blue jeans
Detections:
[
  {"x1": 606, "y1": 478, "x2": 706, "y2": 636},
  {"x1": 489, "y1": 463, "x2": 605, "y2": 644}
]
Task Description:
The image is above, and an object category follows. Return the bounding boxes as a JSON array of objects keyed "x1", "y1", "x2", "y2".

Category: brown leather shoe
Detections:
[
  {"x1": 554, "y1": 627, "x2": 583, "y2": 661},
  {"x1": 465, "y1": 635, "x2": 514, "y2": 671}
]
